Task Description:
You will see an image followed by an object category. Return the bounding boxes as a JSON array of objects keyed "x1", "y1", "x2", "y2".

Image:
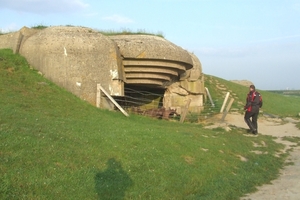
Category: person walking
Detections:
[{"x1": 244, "y1": 85, "x2": 263, "y2": 135}]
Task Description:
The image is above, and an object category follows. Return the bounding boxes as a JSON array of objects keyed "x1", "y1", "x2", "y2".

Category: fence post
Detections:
[
  {"x1": 180, "y1": 99, "x2": 191, "y2": 123},
  {"x1": 205, "y1": 87, "x2": 215, "y2": 107},
  {"x1": 220, "y1": 92, "x2": 230, "y2": 113},
  {"x1": 96, "y1": 84, "x2": 101, "y2": 108},
  {"x1": 221, "y1": 98, "x2": 234, "y2": 122},
  {"x1": 98, "y1": 84, "x2": 129, "y2": 117}
]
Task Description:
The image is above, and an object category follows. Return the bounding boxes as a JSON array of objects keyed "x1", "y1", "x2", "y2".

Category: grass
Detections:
[
  {"x1": 31, "y1": 24, "x2": 48, "y2": 30},
  {"x1": 98, "y1": 28, "x2": 165, "y2": 38},
  {"x1": 268, "y1": 90, "x2": 300, "y2": 97},
  {"x1": 29, "y1": 24, "x2": 165, "y2": 37},
  {"x1": 282, "y1": 136, "x2": 300, "y2": 146},
  {"x1": 296, "y1": 122, "x2": 300, "y2": 130},
  {"x1": 2, "y1": 24, "x2": 165, "y2": 38},
  {"x1": 0, "y1": 49, "x2": 293, "y2": 199}
]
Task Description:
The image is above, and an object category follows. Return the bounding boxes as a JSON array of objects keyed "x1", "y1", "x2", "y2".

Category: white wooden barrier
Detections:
[
  {"x1": 96, "y1": 84, "x2": 129, "y2": 117},
  {"x1": 220, "y1": 92, "x2": 230, "y2": 113},
  {"x1": 205, "y1": 87, "x2": 215, "y2": 107}
]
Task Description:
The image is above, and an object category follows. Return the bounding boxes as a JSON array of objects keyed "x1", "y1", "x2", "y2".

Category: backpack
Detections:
[{"x1": 256, "y1": 91, "x2": 263, "y2": 108}]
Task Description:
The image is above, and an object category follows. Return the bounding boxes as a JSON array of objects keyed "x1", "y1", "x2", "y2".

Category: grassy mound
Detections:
[{"x1": 0, "y1": 49, "x2": 290, "y2": 199}]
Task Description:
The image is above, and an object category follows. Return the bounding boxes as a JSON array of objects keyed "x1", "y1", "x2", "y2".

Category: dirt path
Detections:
[{"x1": 221, "y1": 113, "x2": 300, "y2": 200}]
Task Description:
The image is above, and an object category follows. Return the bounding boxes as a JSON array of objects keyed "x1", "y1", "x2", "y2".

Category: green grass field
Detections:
[{"x1": 0, "y1": 49, "x2": 298, "y2": 199}]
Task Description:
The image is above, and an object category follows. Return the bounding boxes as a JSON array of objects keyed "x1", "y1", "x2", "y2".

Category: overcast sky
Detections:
[{"x1": 1, "y1": 0, "x2": 299, "y2": 90}]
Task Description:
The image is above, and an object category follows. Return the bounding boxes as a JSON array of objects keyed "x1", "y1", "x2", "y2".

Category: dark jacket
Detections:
[{"x1": 244, "y1": 91, "x2": 263, "y2": 113}]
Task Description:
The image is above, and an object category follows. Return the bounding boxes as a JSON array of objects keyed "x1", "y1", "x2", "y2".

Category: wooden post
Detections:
[
  {"x1": 221, "y1": 98, "x2": 234, "y2": 122},
  {"x1": 96, "y1": 84, "x2": 101, "y2": 108},
  {"x1": 220, "y1": 92, "x2": 230, "y2": 113},
  {"x1": 205, "y1": 87, "x2": 215, "y2": 107},
  {"x1": 98, "y1": 84, "x2": 129, "y2": 117},
  {"x1": 180, "y1": 99, "x2": 191, "y2": 123}
]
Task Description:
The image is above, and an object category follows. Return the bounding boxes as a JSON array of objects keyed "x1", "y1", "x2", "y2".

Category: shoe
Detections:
[
  {"x1": 247, "y1": 129, "x2": 253, "y2": 133},
  {"x1": 252, "y1": 130, "x2": 258, "y2": 135}
]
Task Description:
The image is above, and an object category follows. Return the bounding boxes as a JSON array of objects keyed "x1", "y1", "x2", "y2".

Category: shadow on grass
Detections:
[{"x1": 95, "y1": 158, "x2": 133, "y2": 200}]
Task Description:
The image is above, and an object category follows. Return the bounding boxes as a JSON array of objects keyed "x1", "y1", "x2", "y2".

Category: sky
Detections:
[{"x1": 0, "y1": 0, "x2": 299, "y2": 90}]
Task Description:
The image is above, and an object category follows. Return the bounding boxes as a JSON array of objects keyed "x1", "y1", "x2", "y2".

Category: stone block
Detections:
[{"x1": 180, "y1": 79, "x2": 204, "y2": 94}]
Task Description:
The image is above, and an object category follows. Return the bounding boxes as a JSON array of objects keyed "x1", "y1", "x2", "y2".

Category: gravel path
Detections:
[{"x1": 222, "y1": 113, "x2": 300, "y2": 200}]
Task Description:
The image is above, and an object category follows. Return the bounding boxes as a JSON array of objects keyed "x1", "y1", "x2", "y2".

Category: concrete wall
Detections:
[
  {"x1": 0, "y1": 27, "x2": 40, "y2": 53},
  {"x1": 19, "y1": 26, "x2": 124, "y2": 105},
  {"x1": 0, "y1": 31, "x2": 20, "y2": 53}
]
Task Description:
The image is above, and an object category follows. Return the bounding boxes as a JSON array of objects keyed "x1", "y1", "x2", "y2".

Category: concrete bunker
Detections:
[{"x1": 0, "y1": 26, "x2": 206, "y2": 115}]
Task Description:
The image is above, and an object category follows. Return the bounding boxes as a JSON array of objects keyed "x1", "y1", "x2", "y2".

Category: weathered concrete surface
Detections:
[
  {"x1": 180, "y1": 53, "x2": 202, "y2": 82},
  {"x1": 0, "y1": 31, "x2": 20, "y2": 53},
  {"x1": 0, "y1": 26, "x2": 205, "y2": 112},
  {"x1": 164, "y1": 93, "x2": 204, "y2": 114},
  {"x1": 110, "y1": 35, "x2": 193, "y2": 87},
  {"x1": 110, "y1": 35, "x2": 205, "y2": 112},
  {"x1": 19, "y1": 26, "x2": 124, "y2": 105},
  {"x1": 163, "y1": 82, "x2": 204, "y2": 114},
  {"x1": 180, "y1": 53, "x2": 205, "y2": 95},
  {"x1": 0, "y1": 26, "x2": 39, "y2": 53},
  {"x1": 109, "y1": 35, "x2": 193, "y2": 64},
  {"x1": 163, "y1": 53, "x2": 205, "y2": 113},
  {"x1": 180, "y1": 79, "x2": 204, "y2": 94}
]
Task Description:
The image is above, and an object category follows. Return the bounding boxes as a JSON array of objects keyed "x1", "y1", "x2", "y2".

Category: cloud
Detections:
[
  {"x1": 0, "y1": 0, "x2": 89, "y2": 14},
  {"x1": 0, "y1": 23, "x2": 19, "y2": 33},
  {"x1": 102, "y1": 14, "x2": 134, "y2": 24}
]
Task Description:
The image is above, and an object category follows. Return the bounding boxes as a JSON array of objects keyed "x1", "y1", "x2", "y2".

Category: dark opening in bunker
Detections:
[{"x1": 114, "y1": 84, "x2": 165, "y2": 111}]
